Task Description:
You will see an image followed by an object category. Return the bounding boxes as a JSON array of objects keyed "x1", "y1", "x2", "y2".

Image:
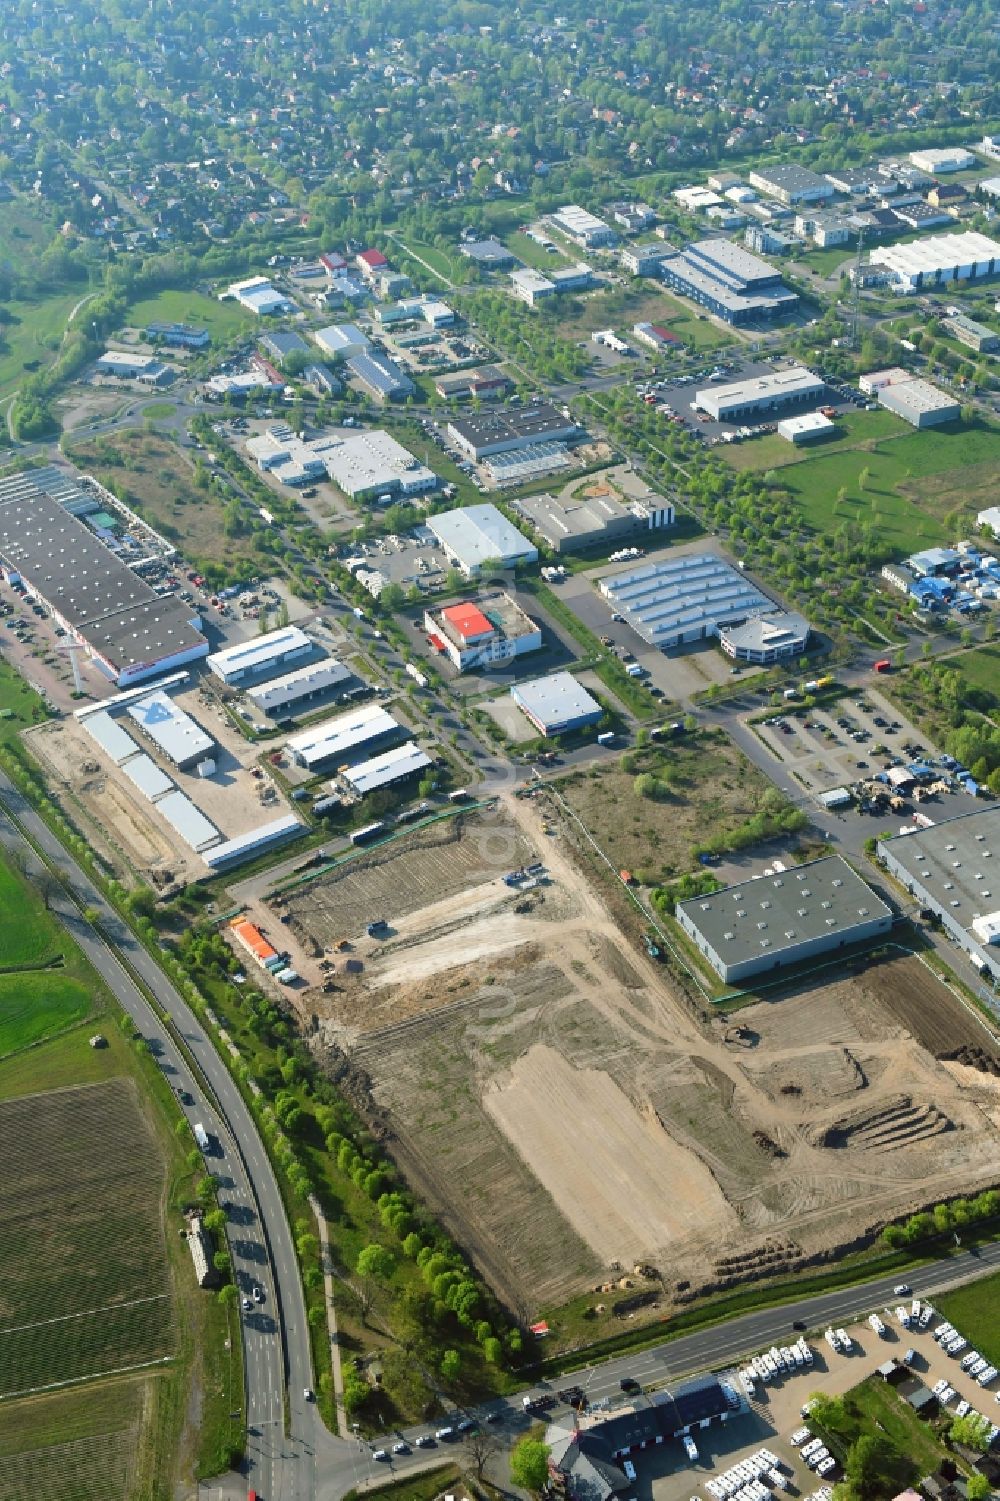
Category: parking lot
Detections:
[
  {"x1": 752, "y1": 687, "x2": 985, "y2": 827},
  {"x1": 626, "y1": 1300, "x2": 998, "y2": 1501}
]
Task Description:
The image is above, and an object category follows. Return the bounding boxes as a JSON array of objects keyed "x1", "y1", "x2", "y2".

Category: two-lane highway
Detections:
[{"x1": 0, "y1": 769, "x2": 328, "y2": 1501}]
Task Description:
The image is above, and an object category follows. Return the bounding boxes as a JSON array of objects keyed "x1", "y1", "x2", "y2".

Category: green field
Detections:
[
  {"x1": 392, "y1": 236, "x2": 461, "y2": 283},
  {"x1": 657, "y1": 292, "x2": 736, "y2": 349},
  {"x1": 728, "y1": 415, "x2": 1000, "y2": 553},
  {"x1": 124, "y1": 288, "x2": 254, "y2": 343},
  {"x1": 943, "y1": 644, "x2": 1000, "y2": 706},
  {"x1": 813, "y1": 1375, "x2": 945, "y2": 1484},
  {"x1": 0, "y1": 658, "x2": 50, "y2": 741},
  {"x1": 507, "y1": 230, "x2": 574, "y2": 270},
  {"x1": 0, "y1": 858, "x2": 63, "y2": 966},
  {"x1": 0, "y1": 1378, "x2": 150, "y2": 1501},
  {"x1": 723, "y1": 407, "x2": 910, "y2": 472},
  {"x1": 0, "y1": 969, "x2": 91, "y2": 1055},
  {"x1": 0, "y1": 291, "x2": 86, "y2": 406},
  {"x1": 937, "y1": 1271, "x2": 1000, "y2": 1369}
]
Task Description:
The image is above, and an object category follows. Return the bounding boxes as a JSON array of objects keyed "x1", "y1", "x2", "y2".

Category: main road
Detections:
[{"x1": 0, "y1": 768, "x2": 332, "y2": 1501}]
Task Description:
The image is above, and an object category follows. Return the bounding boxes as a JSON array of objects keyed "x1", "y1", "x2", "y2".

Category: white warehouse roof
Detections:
[
  {"x1": 156, "y1": 790, "x2": 220, "y2": 851},
  {"x1": 202, "y1": 813, "x2": 304, "y2": 869},
  {"x1": 121, "y1": 753, "x2": 175, "y2": 801},
  {"x1": 126, "y1": 689, "x2": 214, "y2": 767},
  {"x1": 341, "y1": 741, "x2": 432, "y2": 795},
  {"x1": 600, "y1": 553, "x2": 778, "y2": 649},
  {"x1": 870, "y1": 231, "x2": 1000, "y2": 282},
  {"x1": 247, "y1": 659, "x2": 351, "y2": 713},
  {"x1": 286, "y1": 703, "x2": 399, "y2": 770},
  {"x1": 82, "y1": 709, "x2": 140, "y2": 765},
  {"x1": 428, "y1": 504, "x2": 538, "y2": 575},
  {"x1": 207, "y1": 625, "x2": 313, "y2": 681}
]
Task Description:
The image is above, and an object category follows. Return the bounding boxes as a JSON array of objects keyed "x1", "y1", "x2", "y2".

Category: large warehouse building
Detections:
[
  {"x1": 246, "y1": 659, "x2": 352, "y2": 718},
  {"x1": 599, "y1": 553, "x2": 792, "y2": 652},
  {"x1": 869, "y1": 231, "x2": 1000, "y2": 292},
  {"x1": 446, "y1": 404, "x2": 580, "y2": 461},
  {"x1": 512, "y1": 480, "x2": 673, "y2": 554},
  {"x1": 659, "y1": 239, "x2": 799, "y2": 324},
  {"x1": 677, "y1": 856, "x2": 893, "y2": 984},
  {"x1": 511, "y1": 671, "x2": 603, "y2": 737},
  {"x1": 862, "y1": 368, "x2": 960, "y2": 428},
  {"x1": 0, "y1": 477, "x2": 208, "y2": 687},
  {"x1": 696, "y1": 366, "x2": 825, "y2": 422},
  {"x1": 286, "y1": 703, "x2": 402, "y2": 772},
  {"x1": 323, "y1": 430, "x2": 437, "y2": 502},
  {"x1": 207, "y1": 625, "x2": 318, "y2": 686},
  {"x1": 877, "y1": 808, "x2": 1000, "y2": 982},
  {"x1": 340, "y1": 742, "x2": 432, "y2": 796},
  {"x1": 748, "y1": 164, "x2": 836, "y2": 205},
  {"x1": 428, "y1": 504, "x2": 538, "y2": 577},
  {"x1": 126, "y1": 689, "x2": 215, "y2": 770}
]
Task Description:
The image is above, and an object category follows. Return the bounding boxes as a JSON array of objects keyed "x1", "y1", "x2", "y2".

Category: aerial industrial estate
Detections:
[{"x1": 3, "y1": 3, "x2": 1000, "y2": 1501}]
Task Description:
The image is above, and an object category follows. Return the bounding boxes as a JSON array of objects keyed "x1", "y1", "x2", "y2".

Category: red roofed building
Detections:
[
  {"x1": 423, "y1": 590, "x2": 541, "y2": 672},
  {"x1": 356, "y1": 248, "x2": 389, "y2": 280}
]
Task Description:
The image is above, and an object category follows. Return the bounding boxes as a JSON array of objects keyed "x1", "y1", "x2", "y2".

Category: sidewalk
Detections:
[{"x1": 311, "y1": 1193, "x2": 348, "y2": 1436}]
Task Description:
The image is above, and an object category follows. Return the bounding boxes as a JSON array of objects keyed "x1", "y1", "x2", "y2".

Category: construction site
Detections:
[{"x1": 255, "y1": 792, "x2": 1000, "y2": 1329}]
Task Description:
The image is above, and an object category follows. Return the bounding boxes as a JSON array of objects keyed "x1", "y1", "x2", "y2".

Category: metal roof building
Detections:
[
  {"x1": 869, "y1": 231, "x2": 1000, "y2": 292},
  {"x1": 718, "y1": 610, "x2": 810, "y2": 664},
  {"x1": 870, "y1": 371, "x2": 960, "y2": 428},
  {"x1": 346, "y1": 352, "x2": 415, "y2": 402},
  {"x1": 677, "y1": 856, "x2": 893, "y2": 984},
  {"x1": 341, "y1": 741, "x2": 432, "y2": 795},
  {"x1": 511, "y1": 671, "x2": 603, "y2": 737},
  {"x1": 877, "y1": 807, "x2": 1000, "y2": 983},
  {"x1": 599, "y1": 553, "x2": 780, "y2": 650},
  {"x1": 696, "y1": 366, "x2": 825, "y2": 421},
  {"x1": 428, "y1": 504, "x2": 538, "y2": 577},
  {"x1": 246, "y1": 659, "x2": 351, "y2": 717},
  {"x1": 82, "y1": 710, "x2": 139, "y2": 765},
  {"x1": 286, "y1": 703, "x2": 402, "y2": 771},
  {"x1": 747, "y1": 164, "x2": 836, "y2": 204},
  {"x1": 659, "y1": 238, "x2": 799, "y2": 324},
  {"x1": 312, "y1": 323, "x2": 370, "y2": 360},
  {"x1": 206, "y1": 625, "x2": 316, "y2": 685},
  {"x1": 202, "y1": 814, "x2": 304, "y2": 870},
  {"x1": 446, "y1": 405, "x2": 579, "y2": 460},
  {"x1": 0, "y1": 479, "x2": 207, "y2": 687},
  {"x1": 321, "y1": 430, "x2": 437, "y2": 501},
  {"x1": 156, "y1": 790, "x2": 220, "y2": 852},
  {"x1": 121, "y1": 753, "x2": 175, "y2": 801},
  {"x1": 512, "y1": 483, "x2": 673, "y2": 554},
  {"x1": 126, "y1": 689, "x2": 215, "y2": 769}
]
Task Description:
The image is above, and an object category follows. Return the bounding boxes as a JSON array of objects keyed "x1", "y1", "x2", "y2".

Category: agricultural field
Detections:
[
  {"x1": 122, "y1": 287, "x2": 255, "y2": 344},
  {"x1": 550, "y1": 729, "x2": 806, "y2": 884},
  {"x1": 0, "y1": 1379, "x2": 150, "y2": 1501},
  {"x1": 726, "y1": 416, "x2": 1000, "y2": 554},
  {"x1": 67, "y1": 428, "x2": 260, "y2": 574},
  {"x1": 0, "y1": 1077, "x2": 174, "y2": 1396},
  {"x1": 281, "y1": 796, "x2": 1000, "y2": 1335},
  {"x1": 0, "y1": 290, "x2": 85, "y2": 408}
]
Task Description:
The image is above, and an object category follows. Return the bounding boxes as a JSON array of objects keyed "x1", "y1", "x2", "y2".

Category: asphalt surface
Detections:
[{"x1": 0, "y1": 768, "x2": 325, "y2": 1501}]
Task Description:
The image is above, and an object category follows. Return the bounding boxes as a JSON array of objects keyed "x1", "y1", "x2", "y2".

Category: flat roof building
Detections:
[
  {"x1": 447, "y1": 404, "x2": 579, "y2": 460},
  {"x1": 866, "y1": 370, "x2": 960, "y2": 428},
  {"x1": 718, "y1": 609, "x2": 810, "y2": 663},
  {"x1": 321, "y1": 430, "x2": 437, "y2": 501},
  {"x1": 777, "y1": 411, "x2": 835, "y2": 443},
  {"x1": 346, "y1": 351, "x2": 415, "y2": 402},
  {"x1": 126, "y1": 689, "x2": 215, "y2": 769},
  {"x1": 424, "y1": 590, "x2": 541, "y2": 672},
  {"x1": 660, "y1": 239, "x2": 799, "y2": 324},
  {"x1": 677, "y1": 855, "x2": 893, "y2": 984},
  {"x1": 878, "y1": 808, "x2": 1000, "y2": 981},
  {"x1": 201, "y1": 813, "x2": 304, "y2": 870},
  {"x1": 869, "y1": 231, "x2": 1000, "y2": 292},
  {"x1": 747, "y1": 164, "x2": 836, "y2": 205},
  {"x1": 341, "y1": 741, "x2": 432, "y2": 796},
  {"x1": 511, "y1": 671, "x2": 603, "y2": 737},
  {"x1": 0, "y1": 479, "x2": 207, "y2": 687},
  {"x1": 226, "y1": 277, "x2": 292, "y2": 316},
  {"x1": 427, "y1": 504, "x2": 538, "y2": 578},
  {"x1": 96, "y1": 350, "x2": 173, "y2": 384},
  {"x1": 206, "y1": 625, "x2": 316, "y2": 685},
  {"x1": 459, "y1": 238, "x2": 517, "y2": 268},
  {"x1": 599, "y1": 552, "x2": 783, "y2": 651},
  {"x1": 549, "y1": 205, "x2": 617, "y2": 248},
  {"x1": 433, "y1": 366, "x2": 512, "y2": 401},
  {"x1": 696, "y1": 366, "x2": 825, "y2": 422},
  {"x1": 909, "y1": 148, "x2": 976, "y2": 174},
  {"x1": 512, "y1": 480, "x2": 673, "y2": 554},
  {"x1": 260, "y1": 329, "x2": 309, "y2": 364},
  {"x1": 511, "y1": 267, "x2": 557, "y2": 306},
  {"x1": 146, "y1": 322, "x2": 210, "y2": 348},
  {"x1": 941, "y1": 314, "x2": 1000, "y2": 353},
  {"x1": 286, "y1": 703, "x2": 402, "y2": 772},
  {"x1": 246, "y1": 659, "x2": 351, "y2": 717},
  {"x1": 313, "y1": 323, "x2": 370, "y2": 361}
]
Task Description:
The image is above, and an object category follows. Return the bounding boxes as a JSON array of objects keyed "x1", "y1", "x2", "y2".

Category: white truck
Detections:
[{"x1": 193, "y1": 1122, "x2": 210, "y2": 1151}]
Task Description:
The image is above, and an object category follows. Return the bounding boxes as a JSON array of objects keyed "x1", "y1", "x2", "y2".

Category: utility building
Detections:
[
  {"x1": 126, "y1": 689, "x2": 215, "y2": 770},
  {"x1": 677, "y1": 856, "x2": 893, "y2": 984},
  {"x1": 599, "y1": 553, "x2": 788, "y2": 651},
  {"x1": 246, "y1": 659, "x2": 352, "y2": 717},
  {"x1": 696, "y1": 366, "x2": 825, "y2": 422},
  {"x1": 511, "y1": 671, "x2": 603, "y2": 737},
  {"x1": 286, "y1": 703, "x2": 402, "y2": 772},
  {"x1": 207, "y1": 625, "x2": 317, "y2": 685},
  {"x1": 427, "y1": 504, "x2": 538, "y2": 577}
]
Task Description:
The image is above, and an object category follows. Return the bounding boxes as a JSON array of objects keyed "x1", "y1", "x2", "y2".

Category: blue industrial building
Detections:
[{"x1": 659, "y1": 238, "x2": 798, "y2": 325}]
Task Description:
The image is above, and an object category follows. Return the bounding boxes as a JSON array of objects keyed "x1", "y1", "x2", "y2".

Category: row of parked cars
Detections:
[
  {"x1": 739, "y1": 1337, "x2": 814, "y2": 1397},
  {"x1": 705, "y1": 1445, "x2": 789, "y2": 1500},
  {"x1": 789, "y1": 1430, "x2": 837, "y2": 1478},
  {"x1": 934, "y1": 1320, "x2": 999, "y2": 1388}
]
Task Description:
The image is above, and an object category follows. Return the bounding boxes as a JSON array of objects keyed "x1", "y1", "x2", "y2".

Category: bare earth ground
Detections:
[{"x1": 280, "y1": 800, "x2": 1000, "y2": 1318}]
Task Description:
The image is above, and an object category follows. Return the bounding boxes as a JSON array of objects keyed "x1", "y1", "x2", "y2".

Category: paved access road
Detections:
[{"x1": 0, "y1": 769, "x2": 326, "y2": 1501}]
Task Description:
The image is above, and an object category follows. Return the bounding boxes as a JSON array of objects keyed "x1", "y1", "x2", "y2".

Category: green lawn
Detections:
[
  {"x1": 657, "y1": 293, "x2": 736, "y2": 350},
  {"x1": 0, "y1": 290, "x2": 86, "y2": 405},
  {"x1": 814, "y1": 1376, "x2": 945, "y2": 1483},
  {"x1": 723, "y1": 408, "x2": 911, "y2": 472},
  {"x1": 393, "y1": 237, "x2": 461, "y2": 283},
  {"x1": 744, "y1": 416, "x2": 1000, "y2": 553},
  {"x1": 0, "y1": 969, "x2": 92, "y2": 1055},
  {"x1": 508, "y1": 231, "x2": 574, "y2": 270},
  {"x1": 124, "y1": 288, "x2": 255, "y2": 344},
  {"x1": 0, "y1": 657, "x2": 50, "y2": 740},
  {"x1": 0, "y1": 859, "x2": 63, "y2": 967},
  {"x1": 937, "y1": 1271, "x2": 1000, "y2": 1368},
  {"x1": 944, "y1": 644, "x2": 1000, "y2": 706}
]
